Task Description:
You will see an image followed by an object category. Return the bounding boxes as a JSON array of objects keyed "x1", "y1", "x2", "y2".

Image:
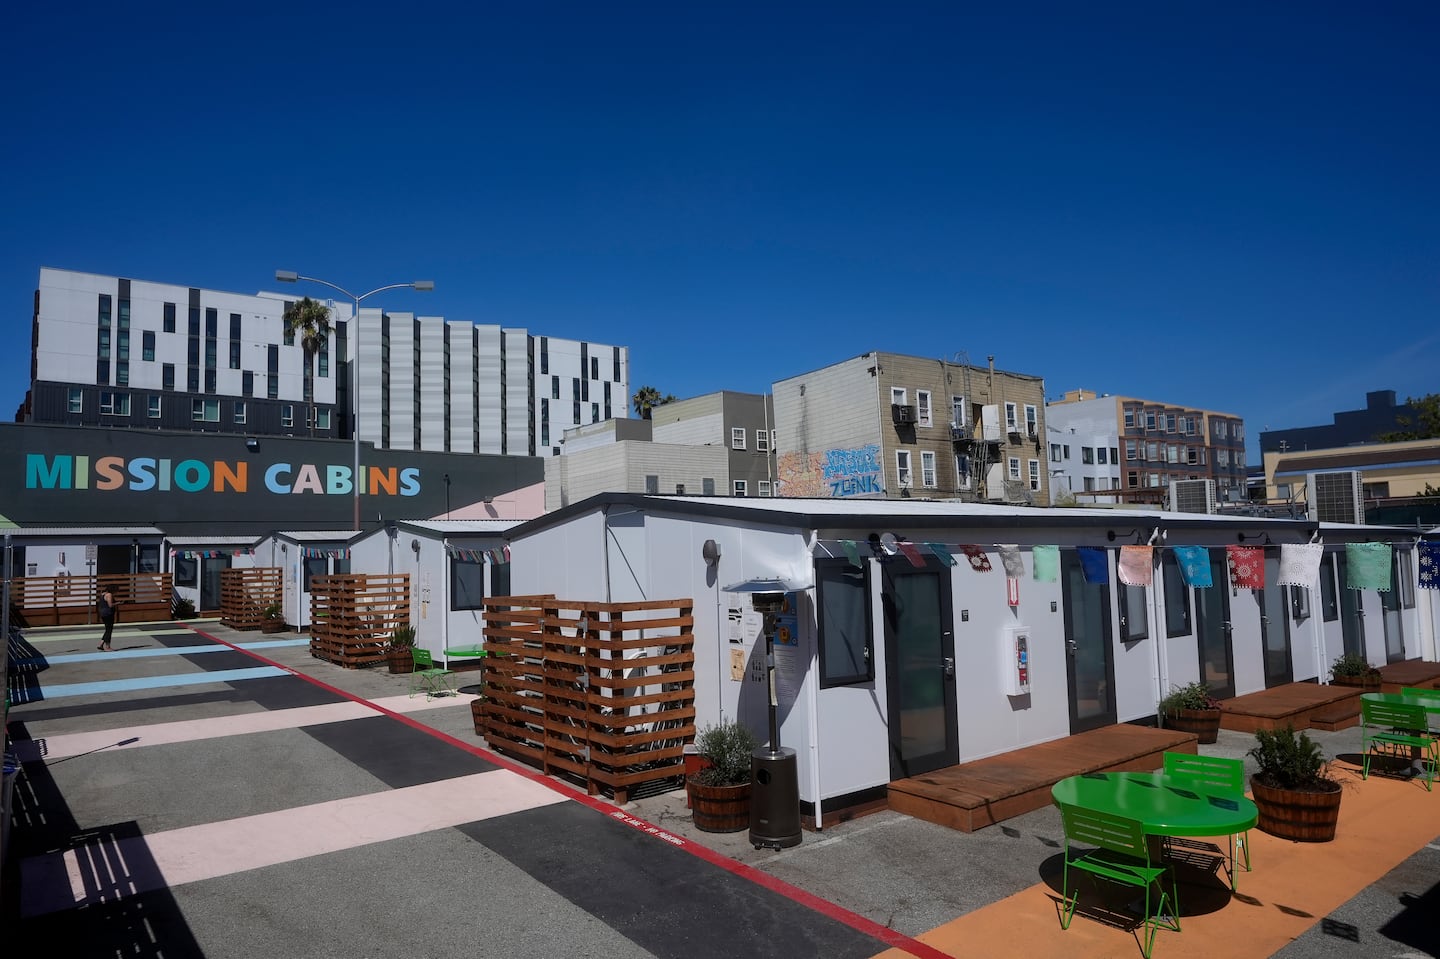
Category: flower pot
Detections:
[
  {"x1": 687, "y1": 780, "x2": 751, "y2": 833},
  {"x1": 1250, "y1": 776, "x2": 1342, "y2": 842},
  {"x1": 260, "y1": 618, "x2": 286, "y2": 634},
  {"x1": 388, "y1": 648, "x2": 415, "y2": 674},
  {"x1": 1331, "y1": 674, "x2": 1381, "y2": 691},
  {"x1": 1164, "y1": 707, "x2": 1221, "y2": 744}
]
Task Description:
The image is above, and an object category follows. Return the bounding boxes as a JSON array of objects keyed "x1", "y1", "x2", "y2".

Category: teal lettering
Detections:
[
  {"x1": 326, "y1": 465, "x2": 352, "y2": 495},
  {"x1": 26, "y1": 454, "x2": 72, "y2": 489},
  {"x1": 174, "y1": 459, "x2": 209, "y2": 492}
]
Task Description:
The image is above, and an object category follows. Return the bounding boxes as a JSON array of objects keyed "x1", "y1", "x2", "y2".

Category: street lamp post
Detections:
[{"x1": 275, "y1": 270, "x2": 434, "y2": 530}]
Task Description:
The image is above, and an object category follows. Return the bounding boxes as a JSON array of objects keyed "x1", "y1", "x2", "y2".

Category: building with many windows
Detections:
[
  {"x1": 21, "y1": 268, "x2": 629, "y2": 457},
  {"x1": 773, "y1": 352, "x2": 1047, "y2": 503},
  {"x1": 544, "y1": 391, "x2": 775, "y2": 509},
  {"x1": 1045, "y1": 389, "x2": 1247, "y2": 505}
]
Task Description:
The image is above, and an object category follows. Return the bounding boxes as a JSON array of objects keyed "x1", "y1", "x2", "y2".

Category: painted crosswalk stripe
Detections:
[
  {"x1": 12, "y1": 639, "x2": 310, "y2": 667},
  {"x1": 18, "y1": 666, "x2": 288, "y2": 699},
  {"x1": 20, "y1": 769, "x2": 565, "y2": 917}
]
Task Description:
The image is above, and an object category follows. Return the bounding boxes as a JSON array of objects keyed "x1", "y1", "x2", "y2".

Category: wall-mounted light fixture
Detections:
[
  {"x1": 702, "y1": 539, "x2": 721, "y2": 566},
  {"x1": 246, "y1": 438, "x2": 260, "y2": 452},
  {"x1": 411, "y1": 538, "x2": 421, "y2": 556}
]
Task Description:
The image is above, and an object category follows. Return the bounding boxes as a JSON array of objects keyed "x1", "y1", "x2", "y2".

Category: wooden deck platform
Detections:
[
  {"x1": 887, "y1": 724, "x2": 1196, "y2": 833},
  {"x1": 1378, "y1": 659, "x2": 1440, "y2": 692},
  {"x1": 1219, "y1": 682, "x2": 1359, "y2": 733}
]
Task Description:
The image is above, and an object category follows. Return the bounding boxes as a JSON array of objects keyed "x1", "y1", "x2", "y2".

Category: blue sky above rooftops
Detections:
[{"x1": 3, "y1": 2, "x2": 1436, "y2": 462}]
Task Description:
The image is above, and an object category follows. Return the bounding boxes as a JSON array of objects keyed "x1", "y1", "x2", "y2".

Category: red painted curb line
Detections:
[{"x1": 194, "y1": 626, "x2": 954, "y2": 959}]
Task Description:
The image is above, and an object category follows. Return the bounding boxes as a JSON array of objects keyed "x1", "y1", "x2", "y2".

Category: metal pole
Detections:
[
  {"x1": 765, "y1": 614, "x2": 780, "y2": 750},
  {"x1": 352, "y1": 295, "x2": 361, "y2": 531}
]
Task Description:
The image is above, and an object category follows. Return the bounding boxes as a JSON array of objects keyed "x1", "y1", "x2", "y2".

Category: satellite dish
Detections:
[
  {"x1": 702, "y1": 539, "x2": 722, "y2": 565},
  {"x1": 879, "y1": 532, "x2": 899, "y2": 554}
]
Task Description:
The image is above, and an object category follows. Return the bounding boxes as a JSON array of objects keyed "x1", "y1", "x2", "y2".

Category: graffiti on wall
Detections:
[{"x1": 776, "y1": 444, "x2": 882, "y2": 498}]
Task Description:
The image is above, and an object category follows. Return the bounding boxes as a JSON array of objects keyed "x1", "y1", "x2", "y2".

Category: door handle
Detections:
[
  {"x1": 942, "y1": 657, "x2": 955, "y2": 677},
  {"x1": 1066, "y1": 639, "x2": 1078, "y2": 655}
]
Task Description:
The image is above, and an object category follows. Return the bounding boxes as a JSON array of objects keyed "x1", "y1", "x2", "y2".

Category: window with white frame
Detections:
[
  {"x1": 1124, "y1": 409, "x2": 1135, "y2": 428},
  {"x1": 147, "y1": 395, "x2": 161, "y2": 418},
  {"x1": 1028, "y1": 459, "x2": 1040, "y2": 491},
  {"x1": 896, "y1": 450, "x2": 912, "y2": 487},
  {"x1": 733, "y1": 479, "x2": 748, "y2": 496},
  {"x1": 916, "y1": 390, "x2": 932, "y2": 426},
  {"x1": 920, "y1": 450, "x2": 936, "y2": 487},
  {"x1": 891, "y1": 387, "x2": 907, "y2": 406},
  {"x1": 191, "y1": 398, "x2": 219, "y2": 422},
  {"x1": 100, "y1": 390, "x2": 130, "y2": 416},
  {"x1": 1050, "y1": 443, "x2": 1061, "y2": 462},
  {"x1": 281, "y1": 404, "x2": 294, "y2": 428},
  {"x1": 731, "y1": 427, "x2": 746, "y2": 450},
  {"x1": 1004, "y1": 402, "x2": 1018, "y2": 430},
  {"x1": 234, "y1": 400, "x2": 247, "y2": 425},
  {"x1": 1126, "y1": 440, "x2": 1137, "y2": 460},
  {"x1": 1097, "y1": 447, "x2": 1107, "y2": 464},
  {"x1": 1082, "y1": 447, "x2": 1094, "y2": 464},
  {"x1": 68, "y1": 388, "x2": 83, "y2": 413},
  {"x1": 757, "y1": 480, "x2": 771, "y2": 496},
  {"x1": 756, "y1": 429, "x2": 770, "y2": 452},
  {"x1": 951, "y1": 395, "x2": 966, "y2": 428},
  {"x1": 316, "y1": 409, "x2": 331, "y2": 430},
  {"x1": 1024, "y1": 404, "x2": 1038, "y2": 435},
  {"x1": 1008, "y1": 457, "x2": 1021, "y2": 480},
  {"x1": 1146, "y1": 411, "x2": 1157, "y2": 430}
]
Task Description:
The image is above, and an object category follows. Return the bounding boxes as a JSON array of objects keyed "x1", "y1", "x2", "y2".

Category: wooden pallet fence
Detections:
[
  {"x1": 308, "y1": 573, "x2": 410, "y2": 669},
  {"x1": 480, "y1": 596, "x2": 696, "y2": 803},
  {"x1": 219, "y1": 567, "x2": 283, "y2": 630},
  {"x1": 11, "y1": 573, "x2": 174, "y2": 627}
]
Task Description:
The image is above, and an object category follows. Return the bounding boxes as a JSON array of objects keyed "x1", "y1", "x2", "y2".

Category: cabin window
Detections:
[
  {"x1": 1162, "y1": 551, "x2": 1190, "y2": 636},
  {"x1": 451, "y1": 557, "x2": 484, "y2": 610},
  {"x1": 817, "y1": 559, "x2": 873, "y2": 687}
]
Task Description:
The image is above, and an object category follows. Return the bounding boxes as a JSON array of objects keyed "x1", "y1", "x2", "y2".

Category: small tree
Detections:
[
  {"x1": 1376, "y1": 393, "x2": 1440, "y2": 442},
  {"x1": 282, "y1": 296, "x2": 333, "y2": 436},
  {"x1": 631, "y1": 385, "x2": 676, "y2": 420}
]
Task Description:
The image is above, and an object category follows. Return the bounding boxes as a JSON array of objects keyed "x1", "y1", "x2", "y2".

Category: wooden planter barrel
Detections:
[
  {"x1": 687, "y1": 780, "x2": 751, "y2": 833},
  {"x1": 260, "y1": 618, "x2": 287, "y2": 634},
  {"x1": 388, "y1": 648, "x2": 415, "y2": 674},
  {"x1": 1331, "y1": 674, "x2": 1381, "y2": 691},
  {"x1": 1164, "y1": 707, "x2": 1221, "y2": 744},
  {"x1": 1250, "y1": 777, "x2": 1342, "y2": 842}
]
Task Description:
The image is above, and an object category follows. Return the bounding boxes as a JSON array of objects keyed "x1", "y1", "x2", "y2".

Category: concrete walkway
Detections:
[{"x1": 4, "y1": 621, "x2": 1437, "y2": 958}]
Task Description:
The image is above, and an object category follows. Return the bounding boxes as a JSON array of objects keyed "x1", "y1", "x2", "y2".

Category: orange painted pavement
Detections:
[{"x1": 875, "y1": 762, "x2": 1439, "y2": 959}]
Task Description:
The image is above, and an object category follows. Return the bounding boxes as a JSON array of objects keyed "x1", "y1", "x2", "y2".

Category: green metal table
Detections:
[
  {"x1": 1360, "y1": 690, "x2": 1440, "y2": 712},
  {"x1": 1052, "y1": 771, "x2": 1258, "y2": 839},
  {"x1": 443, "y1": 644, "x2": 487, "y2": 695}
]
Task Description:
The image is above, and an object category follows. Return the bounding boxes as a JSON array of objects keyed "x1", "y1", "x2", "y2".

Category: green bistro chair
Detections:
[
  {"x1": 1399, "y1": 687, "x2": 1440, "y2": 734},
  {"x1": 1361, "y1": 699, "x2": 1438, "y2": 791},
  {"x1": 1058, "y1": 802, "x2": 1180, "y2": 958},
  {"x1": 410, "y1": 647, "x2": 457, "y2": 700},
  {"x1": 1161, "y1": 752, "x2": 1251, "y2": 886}
]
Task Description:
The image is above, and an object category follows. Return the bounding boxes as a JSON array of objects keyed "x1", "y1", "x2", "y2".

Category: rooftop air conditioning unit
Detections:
[
  {"x1": 1307, "y1": 470, "x2": 1364, "y2": 525},
  {"x1": 1169, "y1": 479, "x2": 1216, "y2": 514},
  {"x1": 892, "y1": 404, "x2": 917, "y2": 425}
]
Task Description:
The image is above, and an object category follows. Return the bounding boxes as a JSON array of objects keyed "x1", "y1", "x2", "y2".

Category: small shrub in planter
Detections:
[
  {"x1": 387, "y1": 623, "x2": 418, "y2": 674},
  {"x1": 687, "y1": 719, "x2": 759, "y2": 832},
  {"x1": 1247, "y1": 724, "x2": 1342, "y2": 842},
  {"x1": 1330, "y1": 653, "x2": 1381, "y2": 688},
  {"x1": 1158, "y1": 681, "x2": 1222, "y2": 743},
  {"x1": 260, "y1": 603, "x2": 286, "y2": 633},
  {"x1": 172, "y1": 596, "x2": 196, "y2": 620}
]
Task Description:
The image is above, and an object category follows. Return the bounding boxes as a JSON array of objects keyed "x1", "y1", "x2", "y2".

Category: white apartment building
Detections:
[{"x1": 24, "y1": 268, "x2": 629, "y2": 456}]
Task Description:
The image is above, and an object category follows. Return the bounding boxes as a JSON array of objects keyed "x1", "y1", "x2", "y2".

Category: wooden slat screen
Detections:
[
  {"x1": 219, "y1": 567, "x2": 284, "y2": 630},
  {"x1": 308, "y1": 573, "x2": 411, "y2": 669}
]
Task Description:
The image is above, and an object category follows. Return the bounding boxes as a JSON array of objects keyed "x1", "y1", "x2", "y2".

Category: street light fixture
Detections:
[{"x1": 275, "y1": 270, "x2": 434, "y2": 530}]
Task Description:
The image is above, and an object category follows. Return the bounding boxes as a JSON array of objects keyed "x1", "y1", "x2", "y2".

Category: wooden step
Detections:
[{"x1": 1309, "y1": 705, "x2": 1360, "y2": 731}]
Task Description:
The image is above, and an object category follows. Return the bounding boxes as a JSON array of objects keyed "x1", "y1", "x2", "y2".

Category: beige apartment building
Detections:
[{"x1": 772, "y1": 352, "x2": 1047, "y2": 503}]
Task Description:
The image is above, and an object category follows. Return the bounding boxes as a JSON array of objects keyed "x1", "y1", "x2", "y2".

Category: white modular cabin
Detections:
[
  {"x1": 249, "y1": 530, "x2": 360, "y2": 629},
  {"x1": 162, "y1": 535, "x2": 262, "y2": 614},
  {"x1": 505, "y1": 494, "x2": 1429, "y2": 827},
  {"x1": 347, "y1": 519, "x2": 517, "y2": 663}
]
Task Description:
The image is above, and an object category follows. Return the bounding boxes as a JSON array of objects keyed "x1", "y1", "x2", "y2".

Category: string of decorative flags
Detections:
[
  {"x1": 170, "y1": 548, "x2": 255, "y2": 559},
  {"x1": 819, "y1": 539, "x2": 1431, "y2": 592},
  {"x1": 445, "y1": 544, "x2": 511, "y2": 565},
  {"x1": 298, "y1": 547, "x2": 350, "y2": 560}
]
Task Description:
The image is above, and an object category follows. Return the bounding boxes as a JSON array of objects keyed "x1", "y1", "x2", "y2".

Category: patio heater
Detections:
[{"x1": 725, "y1": 578, "x2": 802, "y2": 850}]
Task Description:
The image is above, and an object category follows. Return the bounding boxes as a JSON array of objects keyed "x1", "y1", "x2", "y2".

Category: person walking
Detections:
[{"x1": 98, "y1": 588, "x2": 119, "y2": 651}]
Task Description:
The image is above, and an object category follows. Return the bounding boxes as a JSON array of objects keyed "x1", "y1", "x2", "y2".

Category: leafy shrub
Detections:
[
  {"x1": 692, "y1": 719, "x2": 758, "y2": 787},
  {"x1": 1159, "y1": 680, "x2": 1220, "y2": 713},
  {"x1": 1331, "y1": 653, "x2": 1379, "y2": 680},
  {"x1": 389, "y1": 623, "x2": 417, "y2": 649},
  {"x1": 1248, "y1": 724, "x2": 1338, "y2": 791},
  {"x1": 172, "y1": 596, "x2": 196, "y2": 620}
]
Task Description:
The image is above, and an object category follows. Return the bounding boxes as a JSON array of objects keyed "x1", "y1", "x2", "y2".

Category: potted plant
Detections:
[
  {"x1": 172, "y1": 596, "x2": 196, "y2": 621},
  {"x1": 686, "y1": 718, "x2": 758, "y2": 833},
  {"x1": 1247, "y1": 724, "x2": 1343, "y2": 842},
  {"x1": 260, "y1": 603, "x2": 286, "y2": 633},
  {"x1": 1330, "y1": 653, "x2": 1382, "y2": 690},
  {"x1": 1159, "y1": 680, "x2": 1223, "y2": 743},
  {"x1": 387, "y1": 623, "x2": 418, "y2": 674}
]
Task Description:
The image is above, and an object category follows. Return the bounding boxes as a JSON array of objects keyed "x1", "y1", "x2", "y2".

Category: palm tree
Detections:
[
  {"x1": 282, "y1": 296, "x2": 332, "y2": 436},
  {"x1": 631, "y1": 385, "x2": 676, "y2": 420}
]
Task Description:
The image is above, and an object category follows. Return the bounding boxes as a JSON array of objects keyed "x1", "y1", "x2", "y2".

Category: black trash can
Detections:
[{"x1": 749, "y1": 746, "x2": 802, "y2": 850}]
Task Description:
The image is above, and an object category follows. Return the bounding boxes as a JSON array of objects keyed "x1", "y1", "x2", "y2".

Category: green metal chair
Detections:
[
  {"x1": 1161, "y1": 752, "x2": 1251, "y2": 886},
  {"x1": 1361, "y1": 699, "x2": 1438, "y2": 791},
  {"x1": 1058, "y1": 802, "x2": 1180, "y2": 958},
  {"x1": 410, "y1": 648, "x2": 457, "y2": 700},
  {"x1": 1400, "y1": 687, "x2": 1440, "y2": 733}
]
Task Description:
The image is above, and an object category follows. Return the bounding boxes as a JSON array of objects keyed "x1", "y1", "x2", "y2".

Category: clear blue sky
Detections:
[{"x1": 4, "y1": 3, "x2": 1436, "y2": 462}]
